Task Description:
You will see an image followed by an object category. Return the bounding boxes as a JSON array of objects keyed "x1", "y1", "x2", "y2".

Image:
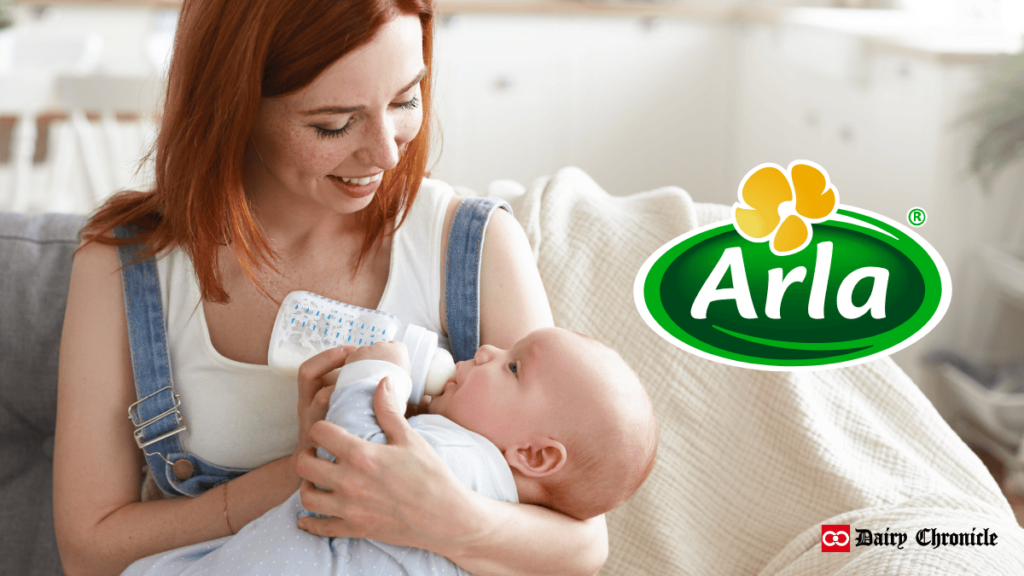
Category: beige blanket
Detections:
[{"x1": 504, "y1": 167, "x2": 1024, "y2": 575}]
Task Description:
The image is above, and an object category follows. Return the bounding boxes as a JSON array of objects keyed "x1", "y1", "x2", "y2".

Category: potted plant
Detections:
[{"x1": 964, "y1": 53, "x2": 1024, "y2": 191}]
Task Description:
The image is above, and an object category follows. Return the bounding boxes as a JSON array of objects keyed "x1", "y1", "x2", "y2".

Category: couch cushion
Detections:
[{"x1": 0, "y1": 212, "x2": 87, "y2": 576}]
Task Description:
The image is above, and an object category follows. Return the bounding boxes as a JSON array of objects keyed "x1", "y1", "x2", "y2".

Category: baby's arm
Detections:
[
  {"x1": 320, "y1": 342, "x2": 413, "y2": 453},
  {"x1": 302, "y1": 344, "x2": 414, "y2": 520}
]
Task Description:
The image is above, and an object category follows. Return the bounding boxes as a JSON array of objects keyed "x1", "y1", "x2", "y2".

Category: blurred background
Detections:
[{"x1": 2, "y1": 0, "x2": 1024, "y2": 498}]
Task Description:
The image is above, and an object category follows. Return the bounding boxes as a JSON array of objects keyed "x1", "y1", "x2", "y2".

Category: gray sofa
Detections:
[{"x1": 1, "y1": 212, "x2": 87, "y2": 576}]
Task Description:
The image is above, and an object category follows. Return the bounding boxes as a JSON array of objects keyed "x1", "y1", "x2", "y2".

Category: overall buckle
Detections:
[{"x1": 128, "y1": 386, "x2": 189, "y2": 450}]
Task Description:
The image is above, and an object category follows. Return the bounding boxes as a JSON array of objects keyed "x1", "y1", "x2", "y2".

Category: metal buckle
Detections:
[{"x1": 128, "y1": 386, "x2": 189, "y2": 450}]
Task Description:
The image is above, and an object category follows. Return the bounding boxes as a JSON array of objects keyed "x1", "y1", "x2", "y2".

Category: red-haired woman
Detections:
[{"x1": 53, "y1": 1, "x2": 607, "y2": 575}]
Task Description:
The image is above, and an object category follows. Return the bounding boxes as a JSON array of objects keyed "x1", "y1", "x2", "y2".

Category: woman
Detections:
[{"x1": 53, "y1": 1, "x2": 607, "y2": 575}]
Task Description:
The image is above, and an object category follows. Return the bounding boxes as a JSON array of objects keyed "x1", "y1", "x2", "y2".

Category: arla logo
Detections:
[{"x1": 634, "y1": 160, "x2": 951, "y2": 370}]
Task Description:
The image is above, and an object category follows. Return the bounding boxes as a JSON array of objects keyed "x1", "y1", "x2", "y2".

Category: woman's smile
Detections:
[{"x1": 327, "y1": 172, "x2": 384, "y2": 199}]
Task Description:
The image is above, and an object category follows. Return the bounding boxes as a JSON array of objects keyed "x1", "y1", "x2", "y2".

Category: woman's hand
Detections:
[
  {"x1": 345, "y1": 340, "x2": 412, "y2": 374},
  {"x1": 293, "y1": 345, "x2": 357, "y2": 468},
  {"x1": 294, "y1": 377, "x2": 482, "y2": 557}
]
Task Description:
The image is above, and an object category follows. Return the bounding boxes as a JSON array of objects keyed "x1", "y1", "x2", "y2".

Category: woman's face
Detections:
[{"x1": 248, "y1": 14, "x2": 426, "y2": 215}]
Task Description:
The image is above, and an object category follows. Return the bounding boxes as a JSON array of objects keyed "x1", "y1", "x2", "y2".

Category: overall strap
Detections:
[
  {"x1": 444, "y1": 197, "x2": 512, "y2": 362},
  {"x1": 114, "y1": 226, "x2": 190, "y2": 496}
]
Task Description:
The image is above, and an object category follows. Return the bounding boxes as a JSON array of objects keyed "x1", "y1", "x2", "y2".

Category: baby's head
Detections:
[{"x1": 428, "y1": 327, "x2": 657, "y2": 520}]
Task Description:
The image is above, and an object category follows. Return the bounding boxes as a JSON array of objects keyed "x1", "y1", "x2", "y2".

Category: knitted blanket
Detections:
[{"x1": 505, "y1": 167, "x2": 1024, "y2": 575}]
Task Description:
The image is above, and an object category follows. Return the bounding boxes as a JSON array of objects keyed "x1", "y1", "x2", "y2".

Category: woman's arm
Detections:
[
  {"x1": 298, "y1": 390, "x2": 608, "y2": 576},
  {"x1": 456, "y1": 498, "x2": 609, "y2": 576},
  {"x1": 296, "y1": 199, "x2": 609, "y2": 576},
  {"x1": 439, "y1": 199, "x2": 554, "y2": 348},
  {"x1": 451, "y1": 202, "x2": 609, "y2": 574},
  {"x1": 53, "y1": 241, "x2": 302, "y2": 576}
]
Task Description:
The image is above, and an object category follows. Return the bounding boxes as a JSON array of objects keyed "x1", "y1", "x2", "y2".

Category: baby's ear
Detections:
[{"x1": 504, "y1": 439, "x2": 567, "y2": 478}]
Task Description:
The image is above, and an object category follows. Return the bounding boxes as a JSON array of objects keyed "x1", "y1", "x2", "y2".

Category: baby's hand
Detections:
[{"x1": 344, "y1": 341, "x2": 412, "y2": 375}]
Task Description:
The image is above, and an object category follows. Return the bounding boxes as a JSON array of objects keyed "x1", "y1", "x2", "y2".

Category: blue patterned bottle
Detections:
[{"x1": 268, "y1": 290, "x2": 455, "y2": 404}]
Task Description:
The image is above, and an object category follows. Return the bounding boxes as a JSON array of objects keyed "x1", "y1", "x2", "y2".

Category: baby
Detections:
[{"x1": 123, "y1": 327, "x2": 658, "y2": 575}]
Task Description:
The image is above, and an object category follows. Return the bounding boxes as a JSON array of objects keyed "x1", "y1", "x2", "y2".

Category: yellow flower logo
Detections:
[{"x1": 732, "y1": 160, "x2": 839, "y2": 256}]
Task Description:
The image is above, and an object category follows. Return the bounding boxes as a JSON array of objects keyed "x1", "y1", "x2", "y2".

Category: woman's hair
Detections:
[{"x1": 81, "y1": 0, "x2": 435, "y2": 303}]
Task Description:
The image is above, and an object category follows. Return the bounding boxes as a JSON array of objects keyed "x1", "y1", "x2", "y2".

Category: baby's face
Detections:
[{"x1": 427, "y1": 328, "x2": 582, "y2": 451}]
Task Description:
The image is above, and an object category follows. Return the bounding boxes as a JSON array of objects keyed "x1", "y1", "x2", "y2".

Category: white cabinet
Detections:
[
  {"x1": 730, "y1": 21, "x2": 1024, "y2": 382},
  {"x1": 430, "y1": 15, "x2": 735, "y2": 200},
  {"x1": 732, "y1": 23, "x2": 953, "y2": 226},
  {"x1": 431, "y1": 16, "x2": 575, "y2": 194}
]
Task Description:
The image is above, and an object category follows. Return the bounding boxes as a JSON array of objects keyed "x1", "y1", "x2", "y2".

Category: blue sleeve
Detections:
[
  {"x1": 315, "y1": 360, "x2": 519, "y2": 506},
  {"x1": 317, "y1": 360, "x2": 412, "y2": 464}
]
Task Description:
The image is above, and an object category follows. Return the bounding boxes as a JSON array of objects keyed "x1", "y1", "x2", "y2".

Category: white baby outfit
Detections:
[{"x1": 122, "y1": 359, "x2": 518, "y2": 576}]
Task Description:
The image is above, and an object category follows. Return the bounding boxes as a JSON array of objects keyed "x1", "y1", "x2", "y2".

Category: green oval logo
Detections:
[{"x1": 634, "y1": 161, "x2": 950, "y2": 370}]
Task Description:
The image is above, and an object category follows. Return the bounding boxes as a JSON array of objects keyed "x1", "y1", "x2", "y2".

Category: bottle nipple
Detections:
[
  {"x1": 424, "y1": 348, "x2": 456, "y2": 397},
  {"x1": 402, "y1": 324, "x2": 457, "y2": 405}
]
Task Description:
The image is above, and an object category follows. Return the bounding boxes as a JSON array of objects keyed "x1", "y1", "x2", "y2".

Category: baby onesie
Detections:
[{"x1": 122, "y1": 360, "x2": 518, "y2": 576}]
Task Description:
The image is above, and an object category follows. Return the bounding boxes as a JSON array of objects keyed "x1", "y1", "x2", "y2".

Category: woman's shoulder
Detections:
[
  {"x1": 72, "y1": 238, "x2": 191, "y2": 329},
  {"x1": 74, "y1": 237, "x2": 185, "y2": 282},
  {"x1": 72, "y1": 238, "x2": 123, "y2": 287}
]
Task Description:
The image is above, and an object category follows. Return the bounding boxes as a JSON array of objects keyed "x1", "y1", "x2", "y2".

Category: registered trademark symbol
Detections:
[{"x1": 907, "y1": 207, "x2": 927, "y2": 227}]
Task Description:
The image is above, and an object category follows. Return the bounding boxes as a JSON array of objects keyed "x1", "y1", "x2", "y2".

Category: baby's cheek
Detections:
[{"x1": 446, "y1": 398, "x2": 476, "y2": 427}]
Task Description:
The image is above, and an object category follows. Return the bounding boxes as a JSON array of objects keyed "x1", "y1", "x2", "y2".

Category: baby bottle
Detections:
[{"x1": 267, "y1": 290, "x2": 456, "y2": 405}]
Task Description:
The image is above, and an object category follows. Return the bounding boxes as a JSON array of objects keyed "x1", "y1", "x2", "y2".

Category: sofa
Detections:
[
  {"x1": 1, "y1": 211, "x2": 85, "y2": 575},
  {"x1": 5, "y1": 169, "x2": 1024, "y2": 575}
]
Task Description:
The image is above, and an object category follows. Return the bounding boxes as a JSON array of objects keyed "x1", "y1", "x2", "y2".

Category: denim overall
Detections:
[{"x1": 115, "y1": 197, "x2": 510, "y2": 499}]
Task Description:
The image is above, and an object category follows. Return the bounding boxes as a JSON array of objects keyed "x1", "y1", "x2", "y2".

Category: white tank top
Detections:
[{"x1": 156, "y1": 179, "x2": 455, "y2": 469}]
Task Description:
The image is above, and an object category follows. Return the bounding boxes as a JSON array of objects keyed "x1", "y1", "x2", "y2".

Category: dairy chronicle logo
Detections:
[{"x1": 821, "y1": 525, "x2": 851, "y2": 553}]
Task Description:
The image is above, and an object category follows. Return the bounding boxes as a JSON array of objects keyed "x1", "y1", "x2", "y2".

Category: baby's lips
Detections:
[{"x1": 735, "y1": 165, "x2": 792, "y2": 239}]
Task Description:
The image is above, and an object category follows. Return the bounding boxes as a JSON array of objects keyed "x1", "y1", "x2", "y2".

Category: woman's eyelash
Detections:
[
  {"x1": 508, "y1": 362, "x2": 518, "y2": 375},
  {"x1": 395, "y1": 96, "x2": 419, "y2": 110},
  {"x1": 313, "y1": 98, "x2": 417, "y2": 139},
  {"x1": 313, "y1": 120, "x2": 353, "y2": 139}
]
